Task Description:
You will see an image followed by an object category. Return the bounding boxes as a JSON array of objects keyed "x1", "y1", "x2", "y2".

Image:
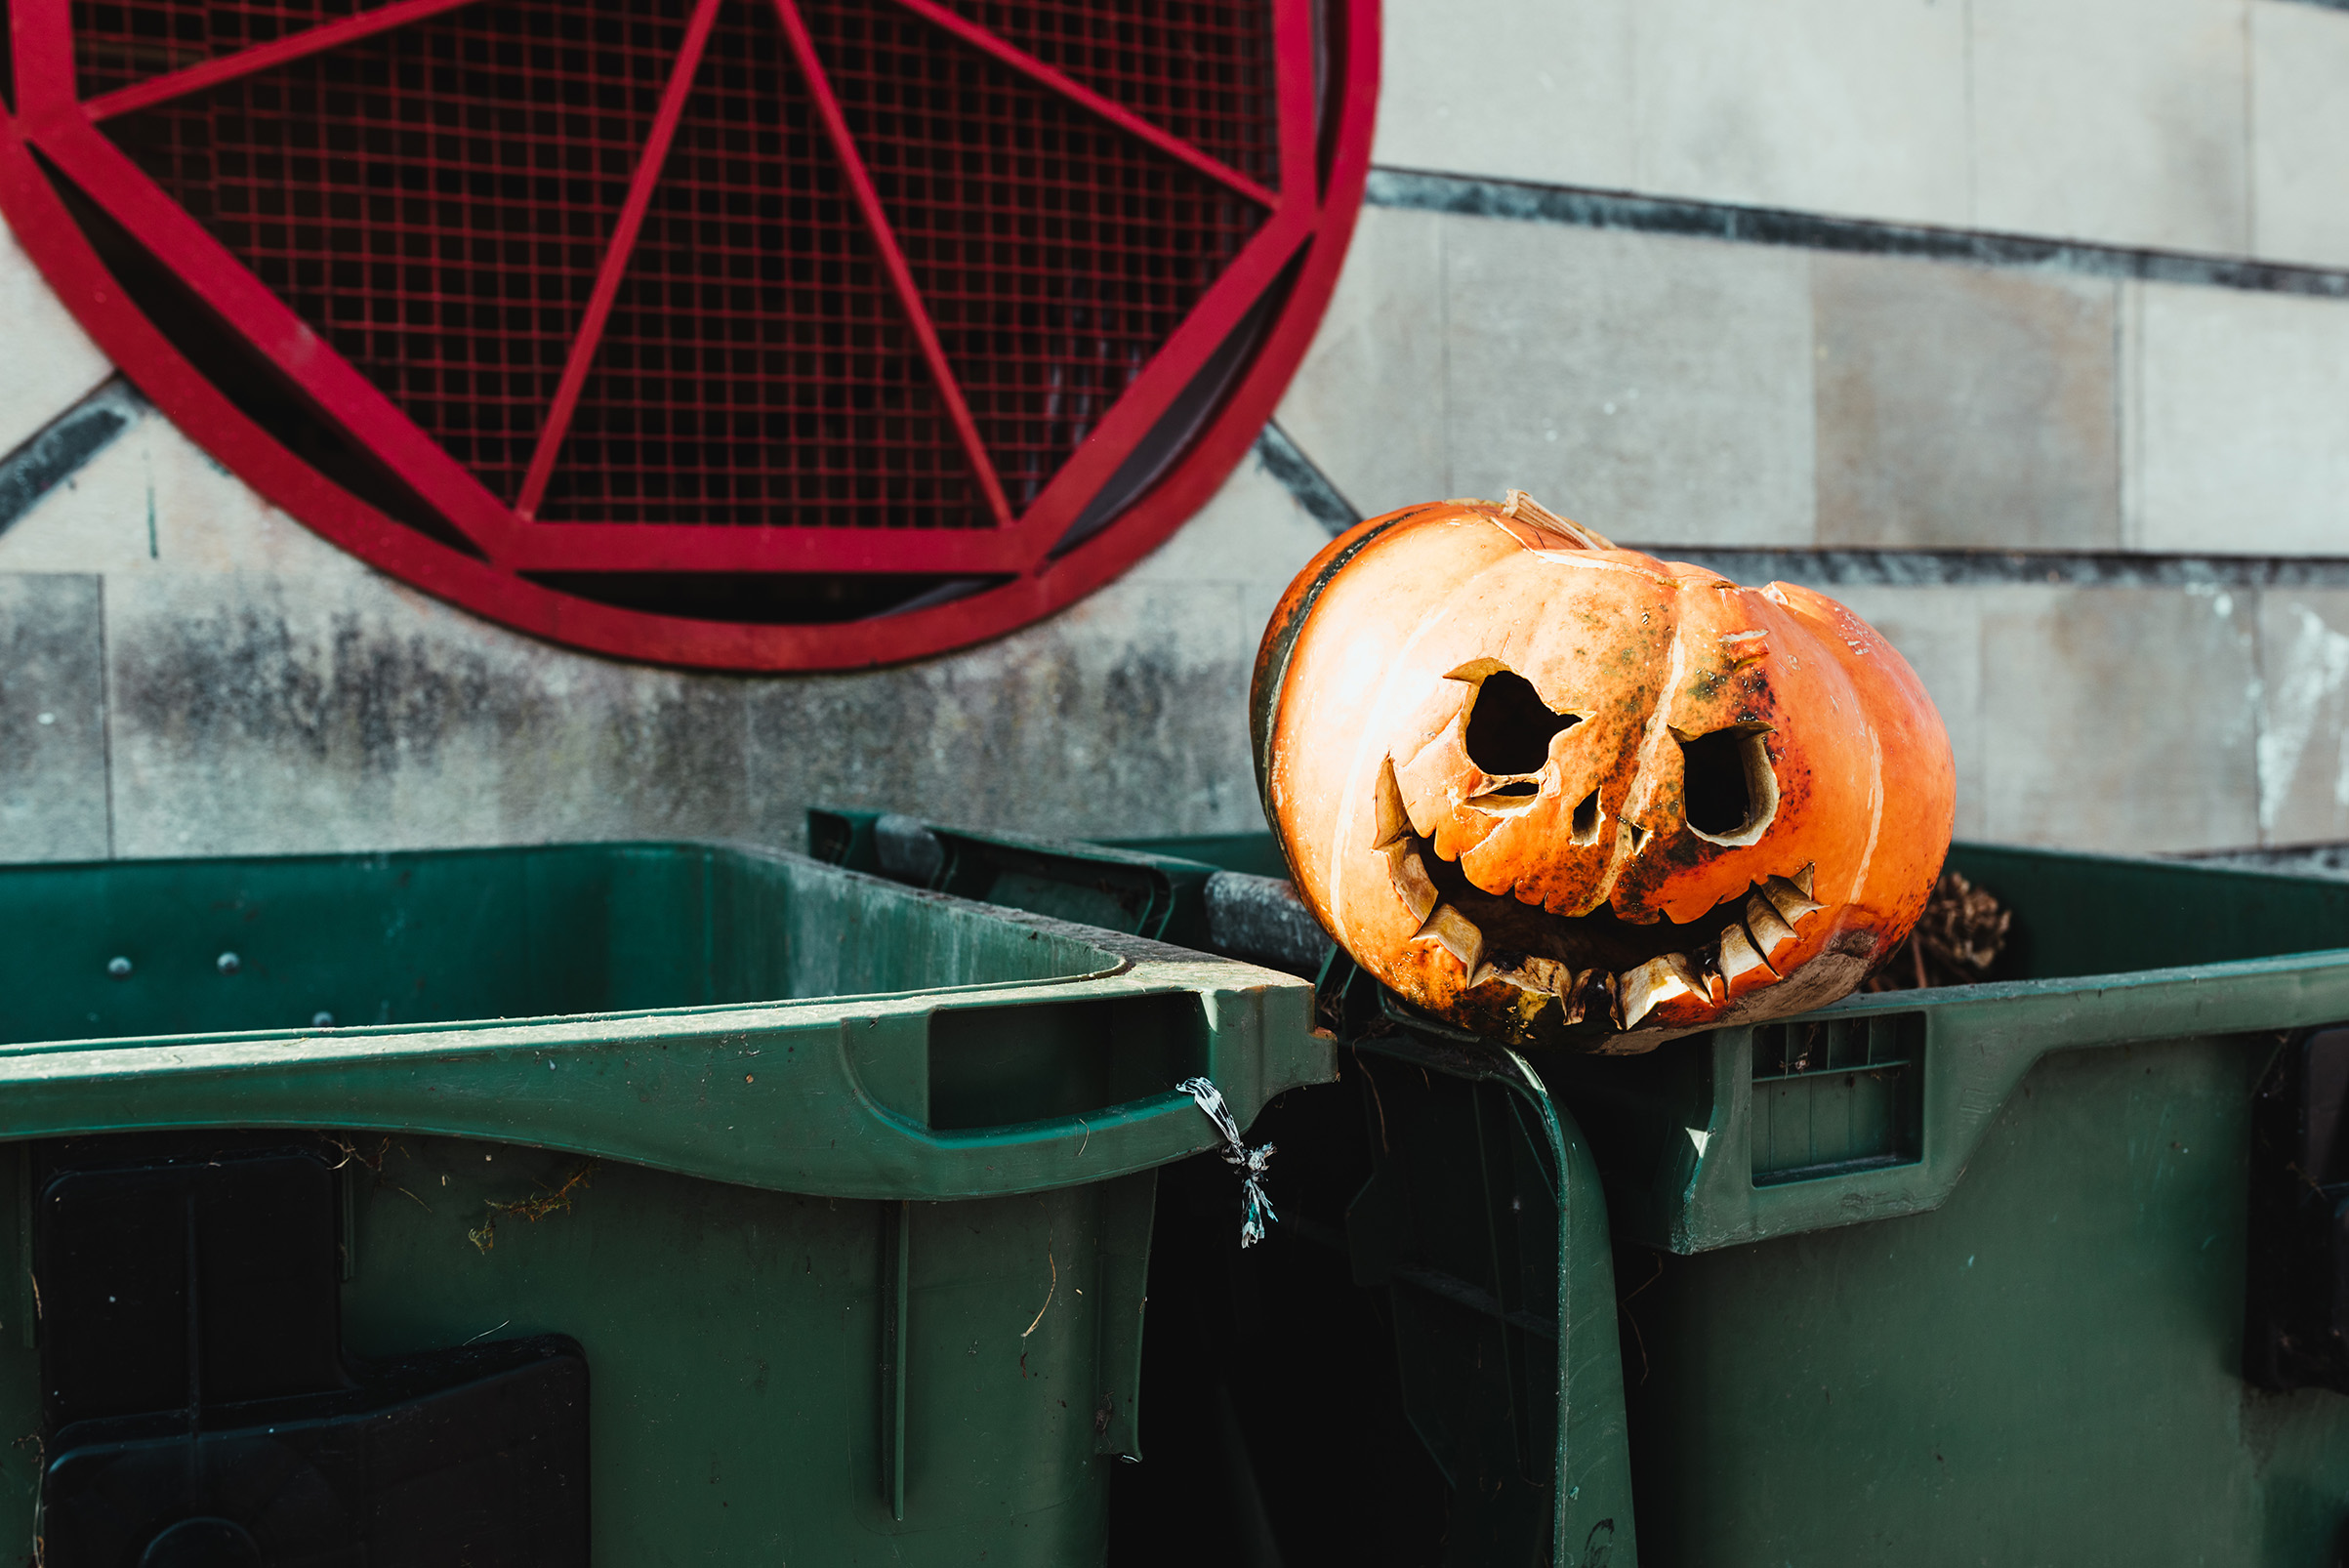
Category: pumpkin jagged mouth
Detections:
[{"x1": 1379, "y1": 820, "x2": 1822, "y2": 1031}]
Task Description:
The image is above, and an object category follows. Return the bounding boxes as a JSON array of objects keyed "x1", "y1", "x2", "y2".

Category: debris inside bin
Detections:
[
  {"x1": 470, "y1": 1160, "x2": 598, "y2": 1254},
  {"x1": 1865, "y1": 869, "x2": 2012, "y2": 991}
]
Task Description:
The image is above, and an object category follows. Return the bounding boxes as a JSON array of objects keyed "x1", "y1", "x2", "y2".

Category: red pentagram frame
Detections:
[{"x1": 0, "y1": 0, "x2": 1377, "y2": 670}]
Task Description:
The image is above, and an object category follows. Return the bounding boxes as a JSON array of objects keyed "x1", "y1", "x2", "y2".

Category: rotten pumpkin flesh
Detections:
[{"x1": 1252, "y1": 494, "x2": 1957, "y2": 1052}]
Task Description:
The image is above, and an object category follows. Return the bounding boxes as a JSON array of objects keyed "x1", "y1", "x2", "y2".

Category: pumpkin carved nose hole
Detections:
[
  {"x1": 1572, "y1": 788, "x2": 1602, "y2": 845},
  {"x1": 1486, "y1": 781, "x2": 1538, "y2": 798},
  {"x1": 1463, "y1": 670, "x2": 1577, "y2": 775},
  {"x1": 1679, "y1": 725, "x2": 1780, "y2": 846}
]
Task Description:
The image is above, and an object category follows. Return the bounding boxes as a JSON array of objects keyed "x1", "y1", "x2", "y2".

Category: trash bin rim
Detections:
[{"x1": 0, "y1": 842, "x2": 1334, "y2": 1201}]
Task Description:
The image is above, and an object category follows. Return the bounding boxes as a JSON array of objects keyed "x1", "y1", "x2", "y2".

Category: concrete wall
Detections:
[
  {"x1": 1379, "y1": 0, "x2": 2349, "y2": 266},
  {"x1": 7, "y1": 0, "x2": 2349, "y2": 866},
  {"x1": 0, "y1": 382, "x2": 1332, "y2": 860}
]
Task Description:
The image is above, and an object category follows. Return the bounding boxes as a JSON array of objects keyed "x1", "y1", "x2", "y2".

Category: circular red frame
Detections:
[{"x1": 0, "y1": 0, "x2": 1377, "y2": 671}]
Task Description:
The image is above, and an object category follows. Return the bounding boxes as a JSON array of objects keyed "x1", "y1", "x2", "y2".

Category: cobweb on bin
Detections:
[
  {"x1": 74, "y1": 0, "x2": 411, "y2": 99},
  {"x1": 103, "y1": 0, "x2": 691, "y2": 503},
  {"x1": 932, "y1": 0, "x2": 1279, "y2": 191},
  {"x1": 539, "y1": 0, "x2": 986, "y2": 528},
  {"x1": 804, "y1": 0, "x2": 1267, "y2": 512}
]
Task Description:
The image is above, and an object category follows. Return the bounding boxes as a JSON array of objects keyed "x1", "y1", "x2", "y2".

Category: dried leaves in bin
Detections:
[{"x1": 1868, "y1": 870, "x2": 2010, "y2": 991}]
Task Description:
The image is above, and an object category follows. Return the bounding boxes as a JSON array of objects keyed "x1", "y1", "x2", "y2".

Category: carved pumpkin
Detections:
[{"x1": 1251, "y1": 494, "x2": 1956, "y2": 1051}]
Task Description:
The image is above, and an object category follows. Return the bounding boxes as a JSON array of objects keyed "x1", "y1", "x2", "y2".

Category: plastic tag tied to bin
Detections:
[{"x1": 1179, "y1": 1076, "x2": 1278, "y2": 1248}]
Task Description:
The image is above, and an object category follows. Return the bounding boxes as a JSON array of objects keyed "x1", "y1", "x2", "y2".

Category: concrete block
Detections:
[
  {"x1": 1272, "y1": 204, "x2": 1449, "y2": 520},
  {"x1": 0, "y1": 219, "x2": 114, "y2": 464},
  {"x1": 1631, "y1": 0, "x2": 1969, "y2": 227},
  {"x1": 1124, "y1": 434, "x2": 1339, "y2": 593},
  {"x1": 1126, "y1": 434, "x2": 1347, "y2": 689},
  {"x1": 1439, "y1": 219, "x2": 1815, "y2": 547},
  {"x1": 1814, "y1": 254, "x2": 2120, "y2": 550},
  {"x1": 1819, "y1": 585, "x2": 1988, "y2": 842},
  {"x1": 1978, "y1": 586, "x2": 2259, "y2": 852},
  {"x1": 2253, "y1": 591, "x2": 2349, "y2": 846},
  {"x1": 2249, "y1": 0, "x2": 2349, "y2": 268},
  {"x1": 0, "y1": 574, "x2": 110, "y2": 862},
  {"x1": 2128, "y1": 281, "x2": 2349, "y2": 556},
  {"x1": 744, "y1": 576, "x2": 1265, "y2": 846},
  {"x1": 1373, "y1": 0, "x2": 1636, "y2": 192},
  {"x1": 100, "y1": 558, "x2": 1273, "y2": 859},
  {"x1": 103, "y1": 570, "x2": 755, "y2": 858},
  {"x1": 0, "y1": 404, "x2": 372, "y2": 579},
  {"x1": 1972, "y1": 0, "x2": 2250, "y2": 254}
]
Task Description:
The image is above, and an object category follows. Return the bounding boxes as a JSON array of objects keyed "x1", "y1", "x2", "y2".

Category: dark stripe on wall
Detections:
[
  {"x1": 1253, "y1": 421, "x2": 1359, "y2": 535},
  {"x1": 1367, "y1": 169, "x2": 2349, "y2": 301},
  {"x1": 0, "y1": 377, "x2": 145, "y2": 534},
  {"x1": 1595, "y1": 547, "x2": 2349, "y2": 591},
  {"x1": 1244, "y1": 430, "x2": 2349, "y2": 587}
]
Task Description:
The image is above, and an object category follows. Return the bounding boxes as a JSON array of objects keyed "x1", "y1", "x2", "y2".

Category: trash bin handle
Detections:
[
  {"x1": 832, "y1": 1008, "x2": 1260, "y2": 1196},
  {"x1": 896, "y1": 1090, "x2": 1220, "y2": 1171}
]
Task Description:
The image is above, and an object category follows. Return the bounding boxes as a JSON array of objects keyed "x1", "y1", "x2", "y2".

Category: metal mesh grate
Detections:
[
  {"x1": 934, "y1": 0, "x2": 1277, "y2": 189},
  {"x1": 75, "y1": 0, "x2": 411, "y2": 99},
  {"x1": 106, "y1": 0, "x2": 687, "y2": 502},
  {"x1": 41, "y1": 0, "x2": 1312, "y2": 586},
  {"x1": 806, "y1": 0, "x2": 1265, "y2": 509},
  {"x1": 543, "y1": 0, "x2": 981, "y2": 527}
]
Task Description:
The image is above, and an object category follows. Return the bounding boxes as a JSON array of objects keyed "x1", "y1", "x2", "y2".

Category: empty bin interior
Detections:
[{"x1": 0, "y1": 844, "x2": 1116, "y2": 1048}]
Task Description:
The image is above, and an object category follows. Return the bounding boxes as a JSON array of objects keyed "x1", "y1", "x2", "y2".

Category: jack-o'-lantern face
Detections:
[{"x1": 1252, "y1": 494, "x2": 1956, "y2": 1051}]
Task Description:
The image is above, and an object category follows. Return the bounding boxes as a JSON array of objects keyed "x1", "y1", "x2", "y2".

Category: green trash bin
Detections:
[
  {"x1": 1538, "y1": 843, "x2": 2349, "y2": 1568},
  {"x1": 833, "y1": 814, "x2": 2349, "y2": 1568},
  {"x1": 0, "y1": 842, "x2": 1331, "y2": 1566},
  {"x1": 813, "y1": 811, "x2": 1628, "y2": 1567}
]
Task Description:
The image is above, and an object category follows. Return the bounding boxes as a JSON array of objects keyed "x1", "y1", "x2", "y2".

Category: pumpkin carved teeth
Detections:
[
  {"x1": 1374, "y1": 758, "x2": 1414, "y2": 849},
  {"x1": 1414, "y1": 904, "x2": 1486, "y2": 974},
  {"x1": 1493, "y1": 954, "x2": 1571, "y2": 996},
  {"x1": 1717, "y1": 920, "x2": 1778, "y2": 988},
  {"x1": 1620, "y1": 954, "x2": 1707, "y2": 1029},
  {"x1": 1383, "y1": 820, "x2": 1834, "y2": 1031},
  {"x1": 1385, "y1": 841, "x2": 1439, "y2": 922},
  {"x1": 1761, "y1": 870, "x2": 1825, "y2": 926},
  {"x1": 1743, "y1": 892, "x2": 1800, "y2": 964}
]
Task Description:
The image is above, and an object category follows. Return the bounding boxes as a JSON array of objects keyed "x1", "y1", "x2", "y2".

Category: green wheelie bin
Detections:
[
  {"x1": 822, "y1": 811, "x2": 2349, "y2": 1568},
  {"x1": 0, "y1": 840, "x2": 1331, "y2": 1566}
]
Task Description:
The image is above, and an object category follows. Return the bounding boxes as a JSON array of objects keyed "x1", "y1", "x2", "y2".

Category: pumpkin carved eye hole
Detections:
[
  {"x1": 1463, "y1": 670, "x2": 1579, "y2": 775},
  {"x1": 1678, "y1": 725, "x2": 1779, "y2": 846}
]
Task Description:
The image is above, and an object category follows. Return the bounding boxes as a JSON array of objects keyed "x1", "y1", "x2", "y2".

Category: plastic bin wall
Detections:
[
  {"x1": 0, "y1": 843, "x2": 1332, "y2": 1566},
  {"x1": 847, "y1": 815, "x2": 2349, "y2": 1567}
]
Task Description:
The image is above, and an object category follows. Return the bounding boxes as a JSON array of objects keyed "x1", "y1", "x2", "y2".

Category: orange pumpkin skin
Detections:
[{"x1": 1252, "y1": 499, "x2": 1957, "y2": 1051}]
